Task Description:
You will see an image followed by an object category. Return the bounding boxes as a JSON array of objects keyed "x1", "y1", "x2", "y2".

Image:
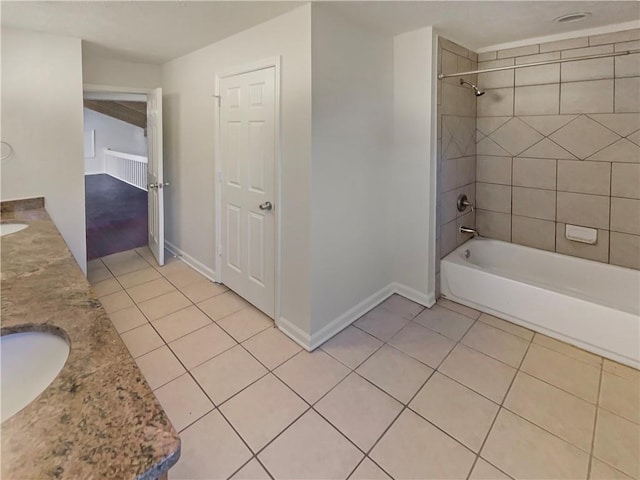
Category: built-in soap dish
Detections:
[{"x1": 565, "y1": 224, "x2": 597, "y2": 244}]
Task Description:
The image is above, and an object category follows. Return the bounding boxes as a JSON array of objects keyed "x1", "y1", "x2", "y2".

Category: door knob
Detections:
[
  {"x1": 259, "y1": 201, "x2": 273, "y2": 211},
  {"x1": 159, "y1": 182, "x2": 170, "y2": 189},
  {"x1": 148, "y1": 183, "x2": 158, "y2": 189}
]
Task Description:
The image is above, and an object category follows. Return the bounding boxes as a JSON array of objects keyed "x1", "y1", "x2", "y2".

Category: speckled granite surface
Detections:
[{"x1": 1, "y1": 205, "x2": 180, "y2": 479}]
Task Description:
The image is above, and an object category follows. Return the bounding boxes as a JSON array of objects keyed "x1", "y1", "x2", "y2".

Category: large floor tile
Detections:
[
  {"x1": 354, "y1": 306, "x2": 410, "y2": 342},
  {"x1": 153, "y1": 373, "x2": 214, "y2": 432},
  {"x1": 316, "y1": 373, "x2": 403, "y2": 451},
  {"x1": 321, "y1": 326, "x2": 383, "y2": 369},
  {"x1": 92, "y1": 278, "x2": 122, "y2": 298},
  {"x1": 439, "y1": 344, "x2": 516, "y2": 403},
  {"x1": 170, "y1": 410, "x2": 252, "y2": 480},
  {"x1": 349, "y1": 458, "x2": 391, "y2": 479},
  {"x1": 106, "y1": 256, "x2": 151, "y2": 277},
  {"x1": 274, "y1": 350, "x2": 350, "y2": 404},
  {"x1": 137, "y1": 290, "x2": 192, "y2": 321},
  {"x1": 593, "y1": 408, "x2": 640, "y2": 478},
  {"x1": 198, "y1": 291, "x2": 249, "y2": 321},
  {"x1": 469, "y1": 458, "x2": 511, "y2": 479},
  {"x1": 169, "y1": 322, "x2": 236, "y2": 369},
  {"x1": 481, "y1": 409, "x2": 589, "y2": 479},
  {"x1": 410, "y1": 372, "x2": 499, "y2": 452},
  {"x1": 116, "y1": 267, "x2": 162, "y2": 289},
  {"x1": 258, "y1": 410, "x2": 363, "y2": 480},
  {"x1": 462, "y1": 321, "x2": 530, "y2": 368},
  {"x1": 230, "y1": 459, "x2": 271, "y2": 480},
  {"x1": 99, "y1": 290, "x2": 134, "y2": 314},
  {"x1": 533, "y1": 333, "x2": 602, "y2": 367},
  {"x1": 126, "y1": 277, "x2": 176, "y2": 304},
  {"x1": 599, "y1": 370, "x2": 640, "y2": 424},
  {"x1": 504, "y1": 371, "x2": 596, "y2": 451},
  {"x1": 242, "y1": 327, "x2": 302, "y2": 370},
  {"x1": 120, "y1": 324, "x2": 164, "y2": 358},
  {"x1": 370, "y1": 409, "x2": 475, "y2": 479},
  {"x1": 357, "y1": 345, "x2": 433, "y2": 404},
  {"x1": 87, "y1": 262, "x2": 113, "y2": 283},
  {"x1": 217, "y1": 307, "x2": 272, "y2": 342},
  {"x1": 389, "y1": 322, "x2": 456, "y2": 368},
  {"x1": 603, "y1": 359, "x2": 640, "y2": 382},
  {"x1": 220, "y1": 374, "x2": 308, "y2": 453},
  {"x1": 135, "y1": 345, "x2": 185, "y2": 390},
  {"x1": 380, "y1": 294, "x2": 424, "y2": 320},
  {"x1": 413, "y1": 304, "x2": 475, "y2": 341},
  {"x1": 107, "y1": 305, "x2": 148, "y2": 334},
  {"x1": 590, "y1": 458, "x2": 634, "y2": 479},
  {"x1": 163, "y1": 265, "x2": 207, "y2": 288},
  {"x1": 437, "y1": 298, "x2": 482, "y2": 320},
  {"x1": 521, "y1": 343, "x2": 601, "y2": 403},
  {"x1": 478, "y1": 313, "x2": 534, "y2": 340},
  {"x1": 152, "y1": 305, "x2": 212, "y2": 343},
  {"x1": 191, "y1": 344, "x2": 267, "y2": 405},
  {"x1": 180, "y1": 280, "x2": 228, "y2": 304}
]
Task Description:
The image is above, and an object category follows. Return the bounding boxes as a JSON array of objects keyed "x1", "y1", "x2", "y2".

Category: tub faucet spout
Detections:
[{"x1": 459, "y1": 225, "x2": 479, "y2": 236}]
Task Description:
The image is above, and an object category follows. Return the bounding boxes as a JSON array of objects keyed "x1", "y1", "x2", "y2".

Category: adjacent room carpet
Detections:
[{"x1": 85, "y1": 174, "x2": 148, "y2": 260}]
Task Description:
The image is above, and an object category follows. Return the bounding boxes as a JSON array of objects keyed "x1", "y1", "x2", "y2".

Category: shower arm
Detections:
[{"x1": 438, "y1": 49, "x2": 640, "y2": 79}]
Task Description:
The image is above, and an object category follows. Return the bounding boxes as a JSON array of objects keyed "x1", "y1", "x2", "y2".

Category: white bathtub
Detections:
[{"x1": 441, "y1": 238, "x2": 640, "y2": 368}]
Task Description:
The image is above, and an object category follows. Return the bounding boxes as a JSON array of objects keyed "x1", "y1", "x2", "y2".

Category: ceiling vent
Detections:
[{"x1": 554, "y1": 12, "x2": 592, "y2": 23}]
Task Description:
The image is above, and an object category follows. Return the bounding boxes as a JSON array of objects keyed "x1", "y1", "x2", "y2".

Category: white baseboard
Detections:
[
  {"x1": 307, "y1": 284, "x2": 396, "y2": 350},
  {"x1": 392, "y1": 282, "x2": 436, "y2": 308},
  {"x1": 277, "y1": 282, "x2": 435, "y2": 351},
  {"x1": 164, "y1": 240, "x2": 217, "y2": 283}
]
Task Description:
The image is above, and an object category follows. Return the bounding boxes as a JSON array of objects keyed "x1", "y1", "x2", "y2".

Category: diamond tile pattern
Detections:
[
  {"x1": 549, "y1": 115, "x2": 620, "y2": 159},
  {"x1": 489, "y1": 118, "x2": 544, "y2": 155},
  {"x1": 96, "y1": 248, "x2": 638, "y2": 480}
]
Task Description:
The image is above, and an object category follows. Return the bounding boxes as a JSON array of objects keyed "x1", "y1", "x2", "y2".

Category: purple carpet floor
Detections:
[{"x1": 85, "y1": 174, "x2": 148, "y2": 260}]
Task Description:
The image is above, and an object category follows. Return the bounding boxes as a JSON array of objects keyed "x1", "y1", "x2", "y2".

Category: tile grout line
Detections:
[{"x1": 586, "y1": 363, "x2": 605, "y2": 479}]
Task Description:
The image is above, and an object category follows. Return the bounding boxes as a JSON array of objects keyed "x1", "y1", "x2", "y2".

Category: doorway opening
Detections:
[{"x1": 83, "y1": 93, "x2": 149, "y2": 260}]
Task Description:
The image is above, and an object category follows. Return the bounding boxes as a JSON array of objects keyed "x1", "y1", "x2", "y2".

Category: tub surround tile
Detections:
[
  {"x1": 556, "y1": 223, "x2": 610, "y2": 263},
  {"x1": 562, "y1": 57, "x2": 614, "y2": 82},
  {"x1": 557, "y1": 160, "x2": 612, "y2": 196},
  {"x1": 477, "y1": 88, "x2": 514, "y2": 117},
  {"x1": 512, "y1": 187, "x2": 556, "y2": 221},
  {"x1": 556, "y1": 192, "x2": 610, "y2": 230},
  {"x1": 615, "y1": 53, "x2": 640, "y2": 78},
  {"x1": 469, "y1": 458, "x2": 512, "y2": 479},
  {"x1": 589, "y1": 138, "x2": 640, "y2": 163},
  {"x1": 512, "y1": 157, "x2": 557, "y2": 189},
  {"x1": 476, "y1": 210, "x2": 512, "y2": 241},
  {"x1": 615, "y1": 77, "x2": 640, "y2": 113},
  {"x1": 515, "y1": 84, "x2": 560, "y2": 115},
  {"x1": 611, "y1": 197, "x2": 640, "y2": 235},
  {"x1": 0, "y1": 207, "x2": 179, "y2": 479},
  {"x1": 609, "y1": 232, "x2": 640, "y2": 269},
  {"x1": 511, "y1": 215, "x2": 556, "y2": 251},
  {"x1": 515, "y1": 63, "x2": 560, "y2": 86},
  {"x1": 540, "y1": 37, "x2": 589, "y2": 53},
  {"x1": 349, "y1": 458, "x2": 392, "y2": 480},
  {"x1": 611, "y1": 163, "x2": 640, "y2": 199},
  {"x1": 476, "y1": 182, "x2": 512, "y2": 214},
  {"x1": 561, "y1": 79, "x2": 614, "y2": 114}
]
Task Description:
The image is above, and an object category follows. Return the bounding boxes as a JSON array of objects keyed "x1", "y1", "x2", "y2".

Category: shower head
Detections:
[{"x1": 459, "y1": 78, "x2": 485, "y2": 96}]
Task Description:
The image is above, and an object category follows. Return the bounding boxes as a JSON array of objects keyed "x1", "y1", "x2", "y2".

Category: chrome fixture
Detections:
[
  {"x1": 459, "y1": 225, "x2": 479, "y2": 236},
  {"x1": 457, "y1": 193, "x2": 474, "y2": 212},
  {"x1": 259, "y1": 201, "x2": 273, "y2": 211},
  {"x1": 459, "y1": 78, "x2": 484, "y2": 96},
  {"x1": 464, "y1": 249, "x2": 471, "y2": 259},
  {"x1": 438, "y1": 49, "x2": 640, "y2": 79},
  {"x1": 147, "y1": 182, "x2": 170, "y2": 189}
]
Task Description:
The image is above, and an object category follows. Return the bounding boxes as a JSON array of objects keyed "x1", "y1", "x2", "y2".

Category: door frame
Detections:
[
  {"x1": 82, "y1": 83, "x2": 161, "y2": 262},
  {"x1": 213, "y1": 57, "x2": 282, "y2": 320}
]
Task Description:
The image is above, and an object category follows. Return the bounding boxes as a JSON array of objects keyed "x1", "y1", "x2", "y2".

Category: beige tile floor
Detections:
[{"x1": 89, "y1": 248, "x2": 640, "y2": 480}]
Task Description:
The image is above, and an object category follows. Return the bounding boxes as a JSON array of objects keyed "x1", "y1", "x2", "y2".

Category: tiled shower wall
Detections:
[
  {"x1": 436, "y1": 38, "x2": 478, "y2": 283},
  {"x1": 474, "y1": 28, "x2": 640, "y2": 270}
]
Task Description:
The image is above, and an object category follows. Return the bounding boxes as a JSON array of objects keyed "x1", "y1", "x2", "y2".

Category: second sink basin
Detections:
[
  {"x1": 1, "y1": 331, "x2": 70, "y2": 422},
  {"x1": 1, "y1": 223, "x2": 28, "y2": 237}
]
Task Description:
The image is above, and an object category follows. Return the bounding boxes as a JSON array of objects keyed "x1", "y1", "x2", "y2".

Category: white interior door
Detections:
[
  {"x1": 147, "y1": 87, "x2": 165, "y2": 266},
  {"x1": 220, "y1": 67, "x2": 276, "y2": 317}
]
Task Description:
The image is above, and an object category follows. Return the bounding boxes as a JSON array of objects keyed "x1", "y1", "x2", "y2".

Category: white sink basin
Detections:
[
  {"x1": 1, "y1": 331, "x2": 70, "y2": 422},
  {"x1": 0, "y1": 223, "x2": 28, "y2": 237}
]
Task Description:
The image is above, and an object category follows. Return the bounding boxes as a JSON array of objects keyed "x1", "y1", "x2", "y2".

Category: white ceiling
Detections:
[{"x1": 2, "y1": 1, "x2": 638, "y2": 64}]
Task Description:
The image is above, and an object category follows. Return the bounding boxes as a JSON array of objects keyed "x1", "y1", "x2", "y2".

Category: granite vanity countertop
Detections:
[{"x1": 0, "y1": 203, "x2": 180, "y2": 479}]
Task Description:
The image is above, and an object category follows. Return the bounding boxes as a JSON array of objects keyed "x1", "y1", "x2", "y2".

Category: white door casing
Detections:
[
  {"x1": 147, "y1": 87, "x2": 165, "y2": 266},
  {"x1": 219, "y1": 67, "x2": 276, "y2": 317}
]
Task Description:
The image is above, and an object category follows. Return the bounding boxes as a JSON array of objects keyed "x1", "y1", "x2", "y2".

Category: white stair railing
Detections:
[{"x1": 104, "y1": 148, "x2": 148, "y2": 191}]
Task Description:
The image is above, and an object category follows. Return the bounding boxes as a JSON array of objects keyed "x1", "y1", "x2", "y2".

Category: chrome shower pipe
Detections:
[{"x1": 438, "y1": 49, "x2": 640, "y2": 79}]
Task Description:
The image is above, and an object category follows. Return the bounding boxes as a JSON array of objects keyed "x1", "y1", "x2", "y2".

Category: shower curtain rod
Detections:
[{"x1": 437, "y1": 49, "x2": 640, "y2": 79}]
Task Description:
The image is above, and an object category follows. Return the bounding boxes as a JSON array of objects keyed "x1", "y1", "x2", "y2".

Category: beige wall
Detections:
[
  {"x1": 82, "y1": 55, "x2": 161, "y2": 88},
  {"x1": 1, "y1": 27, "x2": 87, "y2": 272},
  {"x1": 436, "y1": 38, "x2": 478, "y2": 282},
  {"x1": 161, "y1": 5, "x2": 313, "y2": 334},
  {"x1": 475, "y1": 28, "x2": 640, "y2": 269}
]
